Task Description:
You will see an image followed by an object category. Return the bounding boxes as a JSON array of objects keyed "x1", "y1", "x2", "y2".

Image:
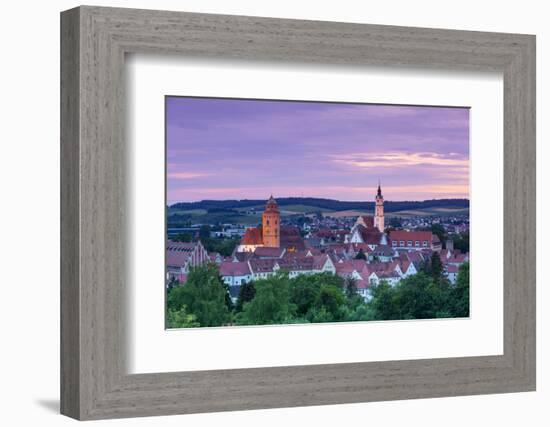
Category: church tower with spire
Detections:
[
  {"x1": 374, "y1": 182, "x2": 385, "y2": 233},
  {"x1": 262, "y1": 195, "x2": 280, "y2": 247}
]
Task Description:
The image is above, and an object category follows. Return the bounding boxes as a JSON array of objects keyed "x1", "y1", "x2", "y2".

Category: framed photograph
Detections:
[{"x1": 61, "y1": 6, "x2": 536, "y2": 420}]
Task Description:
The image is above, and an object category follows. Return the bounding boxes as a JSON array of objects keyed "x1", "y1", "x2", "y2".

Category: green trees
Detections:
[
  {"x1": 234, "y1": 272, "x2": 348, "y2": 325},
  {"x1": 310, "y1": 284, "x2": 347, "y2": 322},
  {"x1": 171, "y1": 232, "x2": 193, "y2": 243},
  {"x1": 431, "y1": 223, "x2": 446, "y2": 244},
  {"x1": 200, "y1": 236, "x2": 239, "y2": 256},
  {"x1": 369, "y1": 281, "x2": 398, "y2": 320},
  {"x1": 344, "y1": 276, "x2": 358, "y2": 299},
  {"x1": 430, "y1": 252, "x2": 444, "y2": 281},
  {"x1": 420, "y1": 252, "x2": 444, "y2": 282},
  {"x1": 166, "y1": 261, "x2": 470, "y2": 328},
  {"x1": 166, "y1": 305, "x2": 200, "y2": 328},
  {"x1": 448, "y1": 262, "x2": 470, "y2": 317},
  {"x1": 367, "y1": 265, "x2": 469, "y2": 320},
  {"x1": 391, "y1": 273, "x2": 449, "y2": 319},
  {"x1": 199, "y1": 225, "x2": 212, "y2": 240},
  {"x1": 236, "y1": 273, "x2": 296, "y2": 325},
  {"x1": 235, "y1": 281, "x2": 256, "y2": 312},
  {"x1": 167, "y1": 263, "x2": 230, "y2": 327},
  {"x1": 453, "y1": 231, "x2": 470, "y2": 253}
]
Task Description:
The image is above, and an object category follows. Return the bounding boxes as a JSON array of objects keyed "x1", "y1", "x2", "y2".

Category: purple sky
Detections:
[{"x1": 166, "y1": 97, "x2": 469, "y2": 203}]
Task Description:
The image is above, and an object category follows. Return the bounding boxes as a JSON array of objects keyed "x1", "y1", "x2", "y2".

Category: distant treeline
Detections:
[{"x1": 169, "y1": 197, "x2": 469, "y2": 213}]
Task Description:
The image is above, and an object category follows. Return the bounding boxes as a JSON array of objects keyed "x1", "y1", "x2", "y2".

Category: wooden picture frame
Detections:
[{"x1": 60, "y1": 5, "x2": 536, "y2": 420}]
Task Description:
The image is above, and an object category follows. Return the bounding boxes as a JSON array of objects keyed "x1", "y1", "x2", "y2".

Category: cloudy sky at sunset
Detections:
[{"x1": 166, "y1": 96, "x2": 469, "y2": 204}]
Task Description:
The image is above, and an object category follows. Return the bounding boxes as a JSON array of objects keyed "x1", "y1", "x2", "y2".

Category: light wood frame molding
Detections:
[{"x1": 61, "y1": 5, "x2": 536, "y2": 420}]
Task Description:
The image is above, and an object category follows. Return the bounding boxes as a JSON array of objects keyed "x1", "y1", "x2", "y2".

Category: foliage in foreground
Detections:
[
  {"x1": 166, "y1": 261, "x2": 470, "y2": 328},
  {"x1": 167, "y1": 263, "x2": 230, "y2": 327}
]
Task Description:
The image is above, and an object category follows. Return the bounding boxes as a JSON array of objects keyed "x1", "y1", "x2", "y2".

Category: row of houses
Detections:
[{"x1": 166, "y1": 234, "x2": 467, "y2": 302}]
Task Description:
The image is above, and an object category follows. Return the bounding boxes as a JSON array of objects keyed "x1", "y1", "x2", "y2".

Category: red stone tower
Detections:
[{"x1": 262, "y1": 195, "x2": 280, "y2": 247}]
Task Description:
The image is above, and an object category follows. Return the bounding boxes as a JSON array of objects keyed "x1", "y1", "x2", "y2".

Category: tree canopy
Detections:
[
  {"x1": 167, "y1": 263, "x2": 230, "y2": 327},
  {"x1": 166, "y1": 260, "x2": 470, "y2": 328}
]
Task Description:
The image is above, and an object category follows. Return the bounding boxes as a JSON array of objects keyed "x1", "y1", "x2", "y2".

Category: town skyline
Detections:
[{"x1": 167, "y1": 97, "x2": 469, "y2": 204}]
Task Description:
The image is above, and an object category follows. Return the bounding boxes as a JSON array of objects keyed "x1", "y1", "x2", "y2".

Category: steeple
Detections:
[{"x1": 374, "y1": 182, "x2": 384, "y2": 233}]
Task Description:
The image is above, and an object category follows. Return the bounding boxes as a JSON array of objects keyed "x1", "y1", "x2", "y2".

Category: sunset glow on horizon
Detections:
[{"x1": 166, "y1": 97, "x2": 469, "y2": 204}]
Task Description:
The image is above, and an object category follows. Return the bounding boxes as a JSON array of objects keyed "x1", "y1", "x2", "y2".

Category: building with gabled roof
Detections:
[
  {"x1": 369, "y1": 244, "x2": 396, "y2": 262},
  {"x1": 445, "y1": 264, "x2": 460, "y2": 284},
  {"x1": 356, "y1": 215, "x2": 374, "y2": 229},
  {"x1": 348, "y1": 224, "x2": 388, "y2": 248},
  {"x1": 389, "y1": 230, "x2": 435, "y2": 251},
  {"x1": 166, "y1": 240, "x2": 209, "y2": 284},
  {"x1": 219, "y1": 261, "x2": 252, "y2": 288},
  {"x1": 253, "y1": 246, "x2": 286, "y2": 259}
]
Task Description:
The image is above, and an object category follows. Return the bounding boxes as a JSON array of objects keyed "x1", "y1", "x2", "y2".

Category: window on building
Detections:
[
  {"x1": 392, "y1": 241, "x2": 397, "y2": 246},
  {"x1": 399, "y1": 240, "x2": 404, "y2": 246},
  {"x1": 415, "y1": 241, "x2": 420, "y2": 247},
  {"x1": 422, "y1": 241, "x2": 428, "y2": 247},
  {"x1": 407, "y1": 241, "x2": 412, "y2": 247}
]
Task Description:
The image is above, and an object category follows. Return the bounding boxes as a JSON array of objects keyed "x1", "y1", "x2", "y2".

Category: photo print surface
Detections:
[{"x1": 165, "y1": 96, "x2": 470, "y2": 329}]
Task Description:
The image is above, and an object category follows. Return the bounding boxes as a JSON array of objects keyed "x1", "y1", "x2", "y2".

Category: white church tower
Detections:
[{"x1": 374, "y1": 182, "x2": 384, "y2": 233}]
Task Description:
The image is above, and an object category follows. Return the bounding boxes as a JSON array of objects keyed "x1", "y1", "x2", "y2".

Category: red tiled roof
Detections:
[
  {"x1": 277, "y1": 256, "x2": 316, "y2": 272},
  {"x1": 280, "y1": 226, "x2": 306, "y2": 251},
  {"x1": 335, "y1": 259, "x2": 368, "y2": 275},
  {"x1": 446, "y1": 264, "x2": 459, "y2": 273},
  {"x1": 166, "y1": 250, "x2": 191, "y2": 267},
  {"x1": 254, "y1": 246, "x2": 285, "y2": 258},
  {"x1": 358, "y1": 215, "x2": 374, "y2": 228},
  {"x1": 314, "y1": 229, "x2": 334, "y2": 238},
  {"x1": 406, "y1": 251, "x2": 425, "y2": 263},
  {"x1": 232, "y1": 251, "x2": 254, "y2": 263},
  {"x1": 325, "y1": 243, "x2": 348, "y2": 253},
  {"x1": 357, "y1": 225, "x2": 384, "y2": 245},
  {"x1": 377, "y1": 270, "x2": 401, "y2": 279},
  {"x1": 372, "y1": 244, "x2": 394, "y2": 257},
  {"x1": 312, "y1": 254, "x2": 331, "y2": 270},
  {"x1": 241, "y1": 227, "x2": 263, "y2": 245},
  {"x1": 219, "y1": 261, "x2": 251, "y2": 276},
  {"x1": 398, "y1": 259, "x2": 412, "y2": 273},
  {"x1": 448, "y1": 253, "x2": 468, "y2": 264},
  {"x1": 389, "y1": 230, "x2": 432, "y2": 242},
  {"x1": 248, "y1": 258, "x2": 278, "y2": 273},
  {"x1": 368, "y1": 261, "x2": 397, "y2": 273},
  {"x1": 356, "y1": 279, "x2": 371, "y2": 290},
  {"x1": 349, "y1": 243, "x2": 373, "y2": 253},
  {"x1": 305, "y1": 248, "x2": 322, "y2": 256},
  {"x1": 166, "y1": 241, "x2": 200, "y2": 252}
]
